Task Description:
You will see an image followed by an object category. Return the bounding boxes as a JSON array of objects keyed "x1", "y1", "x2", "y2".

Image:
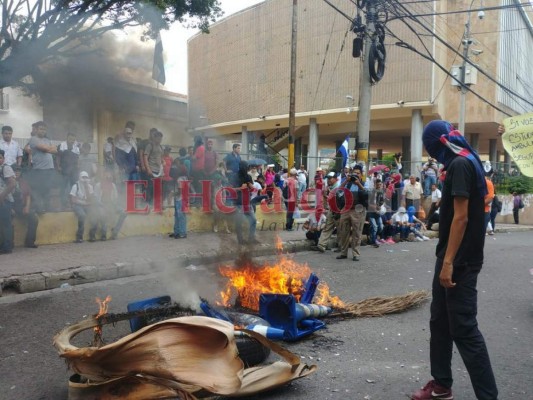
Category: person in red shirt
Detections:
[
  {"x1": 204, "y1": 139, "x2": 218, "y2": 177},
  {"x1": 191, "y1": 136, "x2": 205, "y2": 192}
]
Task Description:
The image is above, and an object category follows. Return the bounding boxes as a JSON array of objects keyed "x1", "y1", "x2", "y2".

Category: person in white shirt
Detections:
[
  {"x1": 0, "y1": 126, "x2": 23, "y2": 166},
  {"x1": 402, "y1": 175, "x2": 423, "y2": 217},
  {"x1": 296, "y1": 164, "x2": 308, "y2": 201},
  {"x1": 392, "y1": 207, "x2": 410, "y2": 241},
  {"x1": 303, "y1": 207, "x2": 327, "y2": 245},
  {"x1": 70, "y1": 171, "x2": 98, "y2": 243},
  {"x1": 427, "y1": 183, "x2": 442, "y2": 224}
]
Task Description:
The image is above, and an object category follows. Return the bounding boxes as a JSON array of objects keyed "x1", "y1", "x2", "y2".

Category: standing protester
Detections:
[
  {"x1": 191, "y1": 135, "x2": 205, "y2": 192},
  {"x1": 296, "y1": 164, "x2": 308, "y2": 202},
  {"x1": 11, "y1": 164, "x2": 39, "y2": 248},
  {"x1": 336, "y1": 165, "x2": 367, "y2": 262},
  {"x1": 403, "y1": 174, "x2": 423, "y2": 217},
  {"x1": 114, "y1": 121, "x2": 139, "y2": 182},
  {"x1": 422, "y1": 158, "x2": 439, "y2": 196},
  {"x1": 0, "y1": 126, "x2": 23, "y2": 166},
  {"x1": 224, "y1": 143, "x2": 241, "y2": 181},
  {"x1": 144, "y1": 130, "x2": 164, "y2": 205},
  {"x1": 162, "y1": 146, "x2": 173, "y2": 208},
  {"x1": 26, "y1": 121, "x2": 59, "y2": 213},
  {"x1": 94, "y1": 170, "x2": 127, "y2": 240},
  {"x1": 315, "y1": 171, "x2": 340, "y2": 252},
  {"x1": 487, "y1": 192, "x2": 502, "y2": 235},
  {"x1": 70, "y1": 171, "x2": 98, "y2": 243},
  {"x1": 483, "y1": 176, "x2": 494, "y2": 233},
  {"x1": 282, "y1": 168, "x2": 299, "y2": 231},
  {"x1": 103, "y1": 137, "x2": 115, "y2": 171},
  {"x1": 57, "y1": 133, "x2": 80, "y2": 210},
  {"x1": 204, "y1": 139, "x2": 218, "y2": 177},
  {"x1": 367, "y1": 179, "x2": 384, "y2": 248},
  {"x1": 0, "y1": 150, "x2": 16, "y2": 254},
  {"x1": 231, "y1": 160, "x2": 258, "y2": 246},
  {"x1": 426, "y1": 183, "x2": 441, "y2": 225},
  {"x1": 411, "y1": 120, "x2": 498, "y2": 400},
  {"x1": 512, "y1": 192, "x2": 523, "y2": 224}
]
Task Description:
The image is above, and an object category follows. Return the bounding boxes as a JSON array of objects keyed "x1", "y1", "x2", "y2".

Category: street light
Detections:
[{"x1": 458, "y1": 0, "x2": 484, "y2": 134}]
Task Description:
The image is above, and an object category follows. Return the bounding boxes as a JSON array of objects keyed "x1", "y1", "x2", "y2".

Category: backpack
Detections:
[{"x1": 492, "y1": 196, "x2": 502, "y2": 213}]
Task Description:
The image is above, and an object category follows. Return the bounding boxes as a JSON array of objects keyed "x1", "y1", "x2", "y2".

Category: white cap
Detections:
[
  {"x1": 79, "y1": 171, "x2": 89, "y2": 179},
  {"x1": 316, "y1": 167, "x2": 323, "y2": 172},
  {"x1": 267, "y1": 164, "x2": 275, "y2": 168},
  {"x1": 397, "y1": 207, "x2": 406, "y2": 213},
  {"x1": 289, "y1": 168, "x2": 298, "y2": 175}
]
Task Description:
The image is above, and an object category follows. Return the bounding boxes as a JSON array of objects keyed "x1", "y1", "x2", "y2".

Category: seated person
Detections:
[
  {"x1": 406, "y1": 205, "x2": 430, "y2": 241},
  {"x1": 380, "y1": 211, "x2": 396, "y2": 244},
  {"x1": 303, "y1": 207, "x2": 326, "y2": 246},
  {"x1": 391, "y1": 206, "x2": 410, "y2": 242}
]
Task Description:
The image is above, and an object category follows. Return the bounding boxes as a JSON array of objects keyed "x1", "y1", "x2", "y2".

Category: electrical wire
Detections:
[{"x1": 388, "y1": 0, "x2": 533, "y2": 110}]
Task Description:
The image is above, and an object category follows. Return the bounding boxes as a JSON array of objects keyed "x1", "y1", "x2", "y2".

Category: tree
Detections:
[{"x1": 0, "y1": 0, "x2": 222, "y2": 90}]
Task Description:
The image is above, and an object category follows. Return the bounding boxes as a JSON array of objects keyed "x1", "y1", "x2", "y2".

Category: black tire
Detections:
[{"x1": 227, "y1": 312, "x2": 271, "y2": 367}]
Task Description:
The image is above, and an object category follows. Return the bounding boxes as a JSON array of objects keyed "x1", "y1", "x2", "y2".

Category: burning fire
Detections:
[
  {"x1": 94, "y1": 296, "x2": 112, "y2": 335},
  {"x1": 218, "y1": 254, "x2": 345, "y2": 311}
]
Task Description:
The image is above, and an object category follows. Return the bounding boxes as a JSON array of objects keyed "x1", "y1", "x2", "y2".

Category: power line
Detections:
[
  {"x1": 388, "y1": 0, "x2": 533, "y2": 110},
  {"x1": 388, "y1": 2, "x2": 533, "y2": 20}
]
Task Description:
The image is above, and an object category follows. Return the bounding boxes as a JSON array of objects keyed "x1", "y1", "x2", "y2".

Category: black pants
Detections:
[
  {"x1": 430, "y1": 259, "x2": 498, "y2": 399},
  {"x1": 512, "y1": 208, "x2": 519, "y2": 224},
  {"x1": 15, "y1": 210, "x2": 39, "y2": 246}
]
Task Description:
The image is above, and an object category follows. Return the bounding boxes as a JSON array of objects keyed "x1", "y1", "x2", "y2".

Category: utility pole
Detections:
[
  {"x1": 356, "y1": 0, "x2": 377, "y2": 171},
  {"x1": 458, "y1": 13, "x2": 472, "y2": 134},
  {"x1": 288, "y1": 0, "x2": 297, "y2": 169}
]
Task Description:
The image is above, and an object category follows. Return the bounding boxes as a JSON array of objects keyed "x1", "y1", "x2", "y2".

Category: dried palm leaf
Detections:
[
  {"x1": 54, "y1": 316, "x2": 317, "y2": 400},
  {"x1": 331, "y1": 290, "x2": 430, "y2": 318}
]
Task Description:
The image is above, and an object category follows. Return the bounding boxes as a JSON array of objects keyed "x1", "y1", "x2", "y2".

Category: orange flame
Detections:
[
  {"x1": 218, "y1": 255, "x2": 345, "y2": 311},
  {"x1": 275, "y1": 236, "x2": 283, "y2": 252},
  {"x1": 94, "y1": 296, "x2": 112, "y2": 335}
]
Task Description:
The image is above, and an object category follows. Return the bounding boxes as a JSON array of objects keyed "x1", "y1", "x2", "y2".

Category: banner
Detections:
[
  {"x1": 152, "y1": 32, "x2": 166, "y2": 85},
  {"x1": 502, "y1": 112, "x2": 533, "y2": 177}
]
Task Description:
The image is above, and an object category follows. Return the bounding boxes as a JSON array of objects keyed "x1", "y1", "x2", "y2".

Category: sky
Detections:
[{"x1": 161, "y1": 0, "x2": 264, "y2": 94}]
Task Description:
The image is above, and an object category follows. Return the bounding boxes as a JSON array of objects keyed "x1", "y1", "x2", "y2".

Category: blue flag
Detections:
[
  {"x1": 152, "y1": 33, "x2": 166, "y2": 85},
  {"x1": 338, "y1": 136, "x2": 350, "y2": 169}
]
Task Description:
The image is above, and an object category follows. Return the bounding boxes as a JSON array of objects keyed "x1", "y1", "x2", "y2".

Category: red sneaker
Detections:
[{"x1": 411, "y1": 380, "x2": 453, "y2": 400}]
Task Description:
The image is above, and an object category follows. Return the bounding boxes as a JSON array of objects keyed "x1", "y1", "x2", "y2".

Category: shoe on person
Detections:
[
  {"x1": 213, "y1": 226, "x2": 218, "y2": 233},
  {"x1": 310, "y1": 245, "x2": 320, "y2": 251},
  {"x1": 416, "y1": 237, "x2": 424, "y2": 242},
  {"x1": 336, "y1": 255, "x2": 347, "y2": 259},
  {"x1": 74, "y1": 239, "x2": 83, "y2": 244},
  {"x1": 411, "y1": 380, "x2": 453, "y2": 400},
  {"x1": 372, "y1": 242, "x2": 379, "y2": 248},
  {"x1": 488, "y1": 230, "x2": 494, "y2": 235},
  {"x1": 317, "y1": 245, "x2": 326, "y2": 253},
  {"x1": 422, "y1": 235, "x2": 430, "y2": 241},
  {"x1": 386, "y1": 238, "x2": 395, "y2": 244},
  {"x1": 352, "y1": 255, "x2": 360, "y2": 261}
]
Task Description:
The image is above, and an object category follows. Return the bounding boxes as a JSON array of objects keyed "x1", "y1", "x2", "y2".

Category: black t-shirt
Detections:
[
  {"x1": 233, "y1": 173, "x2": 252, "y2": 207},
  {"x1": 436, "y1": 157, "x2": 485, "y2": 266}
]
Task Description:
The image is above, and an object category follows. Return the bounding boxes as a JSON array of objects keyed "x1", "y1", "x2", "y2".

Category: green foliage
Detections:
[{"x1": 503, "y1": 175, "x2": 533, "y2": 195}]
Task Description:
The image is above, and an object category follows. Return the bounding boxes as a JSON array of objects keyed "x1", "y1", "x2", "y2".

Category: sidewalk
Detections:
[
  {"x1": 0, "y1": 229, "x2": 309, "y2": 296},
  {"x1": 1, "y1": 224, "x2": 531, "y2": 296}
]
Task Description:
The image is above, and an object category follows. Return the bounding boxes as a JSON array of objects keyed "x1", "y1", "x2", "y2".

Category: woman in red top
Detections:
[{"x1": 191, "y1": 136, "x2": 205, "y2": 192}]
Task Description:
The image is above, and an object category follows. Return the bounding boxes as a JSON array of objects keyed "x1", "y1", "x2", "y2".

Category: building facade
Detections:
[{"x1": 188, "y1": 0, "x2": 533, "y2": 173}]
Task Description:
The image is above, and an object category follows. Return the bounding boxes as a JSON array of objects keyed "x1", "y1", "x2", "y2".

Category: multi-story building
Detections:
[{"x1": 188, "y1": 0, "x2": 533, "y2": 174}]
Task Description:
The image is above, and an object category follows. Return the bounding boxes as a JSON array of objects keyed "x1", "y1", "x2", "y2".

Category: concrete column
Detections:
[
  {"x1": 489, "y1": 139, "x2": 497, "y2": 164},
  {"x1": 410, "y1": 109, "x2": 423, "y2": 176},
  {"x1": 503, "y1": 151, "x2": 511, "y2": 174},
  {"x1": 470, "y1": 133, "x2": 479, "y2": 152},
  {"x1": 241, "y1": 126, "x2": 248, "y2": 160},
  {"x1": 308, "y1": 118, "x2": 318, "y2": 178},
  {"x1": 376, "y1": 149, "x2": 383, "y2": 161},
  {"x1": 402, "y1": 137, "x2": 411, "y2": 175}
]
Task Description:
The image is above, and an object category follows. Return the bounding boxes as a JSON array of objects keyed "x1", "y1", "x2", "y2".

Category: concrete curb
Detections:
[{"x1": 0, "y1": 240, "x2": 312, "y2": 296}]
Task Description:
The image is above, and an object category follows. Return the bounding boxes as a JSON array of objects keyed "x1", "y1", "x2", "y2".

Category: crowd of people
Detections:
[{"x1": 0, "y1": 119, "x2": 523, "y2": 254}]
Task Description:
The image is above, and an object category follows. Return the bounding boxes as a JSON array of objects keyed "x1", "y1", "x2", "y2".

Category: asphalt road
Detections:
[{"x1": 0, "y1": 231, "x2": 531, "y2": 400}]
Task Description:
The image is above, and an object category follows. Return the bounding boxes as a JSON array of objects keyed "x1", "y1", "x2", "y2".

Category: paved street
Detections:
[{"x1": 0, "y1": 230, "x2": 531, "y2": 399}]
